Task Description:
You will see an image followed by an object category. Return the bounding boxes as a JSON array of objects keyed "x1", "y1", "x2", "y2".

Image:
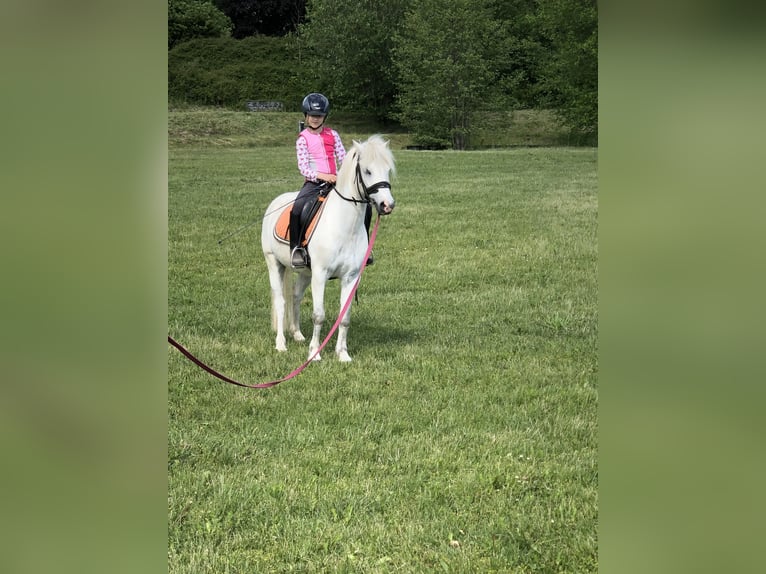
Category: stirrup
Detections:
[{"x1": 291, "y1": 247, "x2": 308, "y2": 268}]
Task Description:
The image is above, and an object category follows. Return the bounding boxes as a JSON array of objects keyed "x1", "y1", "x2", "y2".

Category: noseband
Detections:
[{"x1": 354, "y1": 162, "x2": 391, "y2": 201}]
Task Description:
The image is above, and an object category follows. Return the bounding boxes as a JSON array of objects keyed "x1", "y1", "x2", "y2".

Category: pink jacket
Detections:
[{"x1": 296, "y1": 127, "x2": 346, "y2": 182}]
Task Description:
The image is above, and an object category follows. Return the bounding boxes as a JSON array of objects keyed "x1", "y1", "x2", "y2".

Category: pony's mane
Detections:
[{"x1": 337, "y1": 134, "x2": 395, "y2": 191}]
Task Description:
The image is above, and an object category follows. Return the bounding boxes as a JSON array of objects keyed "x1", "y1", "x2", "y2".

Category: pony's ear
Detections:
[{"x1": 352, "y1": 139, "x2": 361, "y2": 147}]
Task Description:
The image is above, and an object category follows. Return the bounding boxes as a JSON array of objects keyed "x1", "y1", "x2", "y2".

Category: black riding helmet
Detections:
[{"x1": 302, "y1": 93, "x2": 330, "y2": 116}]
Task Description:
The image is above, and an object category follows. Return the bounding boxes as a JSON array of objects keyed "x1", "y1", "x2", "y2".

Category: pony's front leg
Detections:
[
  {"x1": 335, "y1": 276, "x2": 358, "y2": 362},
  {"x1": 308, "y1": 273, "x2": 328, "y2": 361}
]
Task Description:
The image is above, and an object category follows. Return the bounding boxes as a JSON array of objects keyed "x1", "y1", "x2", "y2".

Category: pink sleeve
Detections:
[
  {"x1": 296, "y1": 135, "x2": 316, "y2": 181},
  {"x1": 334, "y1": 131, "x2": 346, "y2": 165}
]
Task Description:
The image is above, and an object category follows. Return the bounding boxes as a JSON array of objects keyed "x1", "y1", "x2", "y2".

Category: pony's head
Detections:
[{"x1": 339, "y1": 134, "x2": 396, "y2": 215}]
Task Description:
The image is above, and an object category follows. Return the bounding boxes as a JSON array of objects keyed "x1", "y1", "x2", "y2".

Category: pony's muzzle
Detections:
[{"x1": 377, "y1": 200, "x2": 395, "y2": 215}]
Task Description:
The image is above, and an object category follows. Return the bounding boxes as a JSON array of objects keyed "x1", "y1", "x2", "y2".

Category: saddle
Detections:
[{"x1": 273, "y1": 194, "x2": 327, "y2": 246}]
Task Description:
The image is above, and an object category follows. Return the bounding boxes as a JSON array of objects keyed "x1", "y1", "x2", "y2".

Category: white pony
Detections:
[{"x1": 261, "y1": 135, "x2": 396, "y2": 362}]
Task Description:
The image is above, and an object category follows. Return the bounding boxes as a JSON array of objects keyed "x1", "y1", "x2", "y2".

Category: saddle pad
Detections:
[{"x1": 274, "y1": 197, "x2": 326, "y2": 246}]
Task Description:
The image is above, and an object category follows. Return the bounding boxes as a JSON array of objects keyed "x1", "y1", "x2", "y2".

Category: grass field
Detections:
[
  {"x1": 167, "y1": 108, "x2": 573, "y2": 150},
  {"x1": 168, "y1": 113, "x2": 598, "y2": 572}
]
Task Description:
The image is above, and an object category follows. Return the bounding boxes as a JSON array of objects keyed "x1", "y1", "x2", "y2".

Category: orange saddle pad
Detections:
[{"x1": 274, "y1": 197, "x2": 327, "y2": 246}]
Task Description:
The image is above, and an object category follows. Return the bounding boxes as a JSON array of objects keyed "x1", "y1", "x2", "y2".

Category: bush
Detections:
[
  {"x1": 168, "y1": 36, "x2": 306, "y2": 109},
  {"x1": 168, "y1": 0, "x2": 233, "y2": 50}
]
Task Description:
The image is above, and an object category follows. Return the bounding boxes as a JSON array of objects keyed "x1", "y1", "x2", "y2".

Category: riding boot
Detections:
[{"x1": 289, "y1": 205, "x2": 308, "y2": 268}]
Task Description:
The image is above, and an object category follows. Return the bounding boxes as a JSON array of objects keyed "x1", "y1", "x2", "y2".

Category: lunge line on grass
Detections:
[{"x1": 168, "y1": 216, "x2": 380, "y2": 389}]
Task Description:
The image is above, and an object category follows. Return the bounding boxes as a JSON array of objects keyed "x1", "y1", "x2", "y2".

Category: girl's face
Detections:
[{"x1": 306, "y1": 114, "x2": 325, "y2": 130}]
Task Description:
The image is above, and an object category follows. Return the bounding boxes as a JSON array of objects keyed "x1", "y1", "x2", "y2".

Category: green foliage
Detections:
[
  {"x1": 492, "y1": 0, "x2": 547, "y2": 109},
  {"x1": 299, "y1": 0, "x2": 406, "y2": 121},
  {"x1": 168, "y1": 134, "x2": 598, "y2": 571},
  {"x1": 168, "y1": 0, "x2": 233, "y2": 49},
  {"x1": 393, "y1": 0, "x2": 505, "y2": 150},
  {"x1": 168, "y1": 0, "x2": 598, "y2": 142},
  {"x1": 168, "y1": 36, "x2": 305, "y2": 108},
  {"x1": 214, "y1": 0, "x2": 306, "y2": 38},
  {"x1": 536, "y1": 0, "x2": 598, "y2": 142}
]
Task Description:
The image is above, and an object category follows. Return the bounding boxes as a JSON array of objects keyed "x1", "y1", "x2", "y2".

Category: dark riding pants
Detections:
[{"x1": 290, "y1": 181, "x2": 322, "y2": 252}]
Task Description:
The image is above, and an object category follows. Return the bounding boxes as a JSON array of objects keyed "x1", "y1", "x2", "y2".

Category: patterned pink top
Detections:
[{"x1": 296, "y1": 127, "x2": 346, "y2": 182}]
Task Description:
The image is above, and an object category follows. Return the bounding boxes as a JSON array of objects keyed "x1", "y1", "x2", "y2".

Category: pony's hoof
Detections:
[
  {"x1": 276, "y1": 345, "x2": 287, "y2": 352},
  {"x1": 310, "y1": 352, "x2": 322, "y2": 362},
  {"x1": 337, "y1": 352, "x2": 352, "y2": 362},
  {"x1": 275, "y1": 337, "x2": 287, "y2": 352},
  {"x1": 293, "y1": 332, "x2": 305, "y2": 342}
]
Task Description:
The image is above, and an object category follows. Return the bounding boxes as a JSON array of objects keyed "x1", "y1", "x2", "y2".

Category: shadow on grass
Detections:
[{"x1": 353, "y1": 323, "x2": 419, "y2": 348}]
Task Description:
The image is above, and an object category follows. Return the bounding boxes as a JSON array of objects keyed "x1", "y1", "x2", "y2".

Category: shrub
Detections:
[
  {"x1": 168, "y1": 0, "x2": 233, "y2": 50},
  {"x1": 168, "y1": 36, "x2": 305, "y2": 109}
]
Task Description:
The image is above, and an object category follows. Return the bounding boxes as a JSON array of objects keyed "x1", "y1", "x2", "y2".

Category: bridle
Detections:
[{"x1": 332, "y1": 160, "x2": 391, "y2": 205}]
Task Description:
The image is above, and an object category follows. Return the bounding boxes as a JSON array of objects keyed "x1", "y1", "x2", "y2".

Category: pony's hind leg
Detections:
[
  {"x1": 307, "y1": 272, "x2": 329, "y2": 361},
  {"x1": 265, "y1": 255, "x2": 288, "y2": 352}
]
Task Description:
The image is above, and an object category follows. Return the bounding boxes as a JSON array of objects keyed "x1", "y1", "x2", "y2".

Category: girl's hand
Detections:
[{"x1": 317, "y1": 173, "x2": 337, "y2": 183}]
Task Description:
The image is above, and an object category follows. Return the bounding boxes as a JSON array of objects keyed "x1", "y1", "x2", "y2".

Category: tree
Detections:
[
  {"x1": 535, "y1": 0, "x2": 597, "y2": 141},
  {"x1": 393, "y1": 0, "x2": 503, "y2": 149},
  {"x1": 490, "y1": 0, "x2": 546, "y2": 109},
  {"x1": 168, "y1": 0, "x2": 233, "y2": 49},
  {"x1": 299, "y1": 0, "x2": 406, "y2": 121},
  {"x1": 213, "y1": 0, "x2": 307, "y2": 38}
]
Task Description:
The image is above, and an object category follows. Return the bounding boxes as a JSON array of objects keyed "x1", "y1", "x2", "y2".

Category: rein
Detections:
[{"x1": 168, "y1": 215, "x2": 381, "y2": 389}]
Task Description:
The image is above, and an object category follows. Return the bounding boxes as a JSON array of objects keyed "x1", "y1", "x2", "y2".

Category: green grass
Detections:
[
  {"x1": 169, "y1": 124, "x2": 598, "y2": 571},
  {"x1": 168, "y1": 108, "x2": 572, "y2": 150}
]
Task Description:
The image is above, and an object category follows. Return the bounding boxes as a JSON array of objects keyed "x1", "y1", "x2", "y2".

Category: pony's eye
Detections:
[{"x1": 364, "y1": 169, "x2": 371, "y2": 176}]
